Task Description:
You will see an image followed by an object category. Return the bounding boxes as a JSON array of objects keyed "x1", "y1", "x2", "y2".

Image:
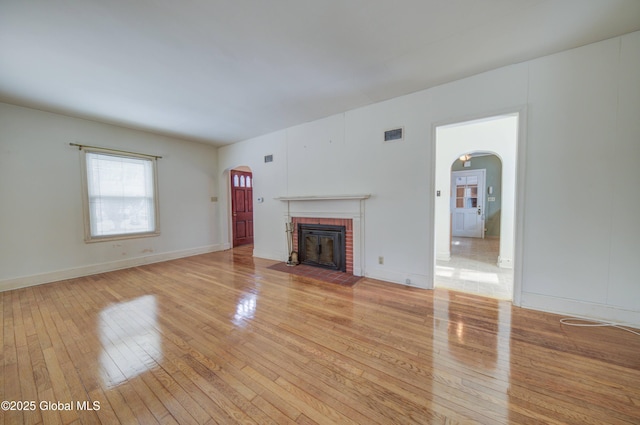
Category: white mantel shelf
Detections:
[{"x1": 275, "y1": 194, "x2": 371, "y2": 201}]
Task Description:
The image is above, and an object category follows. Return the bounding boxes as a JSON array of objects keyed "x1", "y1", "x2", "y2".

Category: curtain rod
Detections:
[{"x1": 69, "y1": 143, "x2": 162, "y2": 159}]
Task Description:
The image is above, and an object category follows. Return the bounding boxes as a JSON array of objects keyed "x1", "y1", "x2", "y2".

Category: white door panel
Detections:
[{"x1": 451, "y1": 169, "x2": 485, "y2": 238}]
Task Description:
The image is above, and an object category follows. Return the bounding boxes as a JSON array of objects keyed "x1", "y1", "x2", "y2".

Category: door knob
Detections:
[{"x1": 477, "y1": 208, "x2": 481, "y2": 215}]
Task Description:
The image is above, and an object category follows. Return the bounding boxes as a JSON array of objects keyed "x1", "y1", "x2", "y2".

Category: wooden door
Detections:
[
  {"x1": 231, "y1": 170, "x2": 254, "y2": 247},
  {"x1": 451, "y1": 169, "x2": 485, "y2": 238}
]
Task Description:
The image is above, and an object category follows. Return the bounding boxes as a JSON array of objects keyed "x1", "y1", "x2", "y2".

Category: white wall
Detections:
[
  {"x1": 219, "y1": 31, "x2": 640, "y2": 325},
  {"x1": 521, "y1": 32, "x2": 640, "y2": 323},
  {"x1": 219, "y1": 90, "x2": 436, "y2": 287},
  {"x1": 216, "y1": 129, "x2": 289, "y2": 260},
  {"x1": 0, "y1": 103, "x2": 221, "y2": 290},
  {"x1": 609, "y1": 29, "x2": 640, "y2": 312}
]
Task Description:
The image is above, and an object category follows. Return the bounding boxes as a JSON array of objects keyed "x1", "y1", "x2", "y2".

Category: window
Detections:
[
  {"x1": 81, "y1": 149, "x2": 159, "y2": 242},
  {"x1": 232, "y1": 173, "x2": 252, "y2": 187}
]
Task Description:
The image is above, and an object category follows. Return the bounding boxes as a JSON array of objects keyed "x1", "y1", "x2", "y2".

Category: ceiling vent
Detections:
[{"x1": 384, "y1": 127, "x2": 403, "y2": 142}]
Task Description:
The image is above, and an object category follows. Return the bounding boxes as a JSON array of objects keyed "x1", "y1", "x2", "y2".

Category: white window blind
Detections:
[{"x1": 83, "y1": 151, "x2": 159, "y2": 241}]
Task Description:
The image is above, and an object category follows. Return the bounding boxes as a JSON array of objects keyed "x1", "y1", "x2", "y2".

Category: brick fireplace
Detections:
[{"x1": 277, "y1": 194, "x2": 369, "y2": 276}]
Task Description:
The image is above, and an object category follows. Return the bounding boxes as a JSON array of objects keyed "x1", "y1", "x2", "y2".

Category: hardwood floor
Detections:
[{"x1": 2, "y1": 246, "x2": 639, "y2": 424}]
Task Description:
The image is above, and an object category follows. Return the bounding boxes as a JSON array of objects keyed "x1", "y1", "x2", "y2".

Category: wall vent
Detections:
[
  {"x1": 384, "y1": 127, "x2": 403, "y2": 142},
  {"x1": 264, "y1": 154, "x2": 273, "y2": 163}
]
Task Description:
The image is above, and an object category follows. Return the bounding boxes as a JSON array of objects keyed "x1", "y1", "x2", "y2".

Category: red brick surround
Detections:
[{"x1": 291, "y1": 217, "x2": 353, "y2": 274}]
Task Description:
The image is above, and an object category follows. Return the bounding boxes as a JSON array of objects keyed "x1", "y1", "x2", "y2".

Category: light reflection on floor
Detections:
[
  {"x1": 233, "y1": 293, "x2": 257, "y2": 326},
  {"x1": 435, "y1": 237, "x2": 513, "y2": 299},
  {"x1": 99, "y1": 295, "x2": 160, "y2": 388},
  {"x1": 433, "y1": 290, "x2": 512, "y2": 423}
]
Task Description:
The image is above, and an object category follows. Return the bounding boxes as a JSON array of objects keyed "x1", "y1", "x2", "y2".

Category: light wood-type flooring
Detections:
[{"x1": 1, "y1": 245, "x2": 639, "y2": 424}]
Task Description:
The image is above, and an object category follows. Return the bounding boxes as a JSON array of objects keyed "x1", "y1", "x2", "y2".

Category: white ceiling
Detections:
[{"x1": 1, "y1": 0, "x2": 639, "y2": 147}]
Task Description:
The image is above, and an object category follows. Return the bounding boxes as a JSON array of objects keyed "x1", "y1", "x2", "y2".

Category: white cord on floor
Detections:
[{"x1": 560, "y1": 317, "x2": 640, "y2": 337}]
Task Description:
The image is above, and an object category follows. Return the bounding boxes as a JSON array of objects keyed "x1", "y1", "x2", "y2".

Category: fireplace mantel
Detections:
[{"x1": 275, "y1": 194, "x2": 370, "y2": 201}]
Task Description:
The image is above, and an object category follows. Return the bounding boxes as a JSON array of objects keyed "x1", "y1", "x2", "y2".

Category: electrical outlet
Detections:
[{"x1": 378, "y1": 256, "x2": 384, "y2": 265}]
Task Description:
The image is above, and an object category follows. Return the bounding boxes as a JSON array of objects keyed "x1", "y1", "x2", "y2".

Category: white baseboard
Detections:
[
  {"x1": 436, "y1": 251, "x2": 451, "y2": 262},
  {"x1": 521, "y1": 292, "x2": 640, "y2": 328},
  {"x1": 365, "y1": 268, "x2": 430, "y2": 289},
  {"x1": 0, "y1": 244, "x2": 226, "y2": 292},
  {"x1": 252, "y1": 249, "x2": 284, "y2": 262}
]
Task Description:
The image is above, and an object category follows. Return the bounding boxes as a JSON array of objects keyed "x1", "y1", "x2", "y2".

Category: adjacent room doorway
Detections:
[
  {"x1": 231, "y1": 169, "x2": 254, "y2": 247},
  {"x1": 433, "y1": 113, "x2": 519, "y2": 301}
]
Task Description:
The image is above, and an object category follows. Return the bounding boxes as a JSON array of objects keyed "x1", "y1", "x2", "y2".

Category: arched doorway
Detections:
[{"x1": 445, "y1": 153, "x2": 512, "y2": 299}]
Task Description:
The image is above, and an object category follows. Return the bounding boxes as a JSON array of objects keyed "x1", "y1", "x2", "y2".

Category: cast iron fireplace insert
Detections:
[{"x1": 297, "y1": 223, "x2": 346, "y2": 272}]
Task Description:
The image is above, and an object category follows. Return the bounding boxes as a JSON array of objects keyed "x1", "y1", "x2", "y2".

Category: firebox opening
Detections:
[{"x1": 298, "y1": 223, "x2": 346, "y2": 272}]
